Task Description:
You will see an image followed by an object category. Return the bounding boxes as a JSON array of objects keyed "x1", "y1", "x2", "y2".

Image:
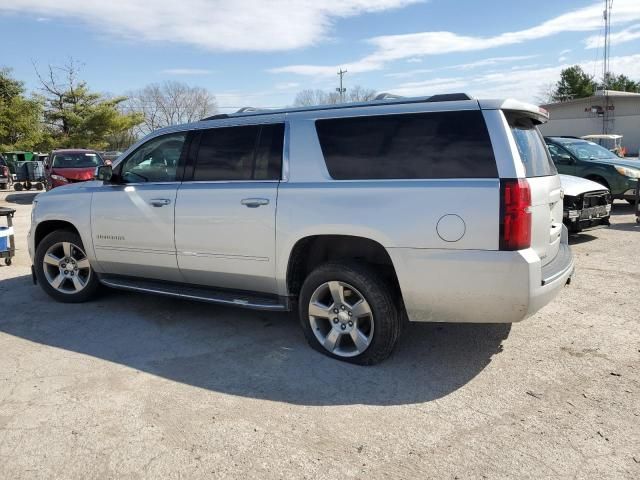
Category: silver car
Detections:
[{"x1": 28, "y1": 93, "x2": 574, "y2": 364}]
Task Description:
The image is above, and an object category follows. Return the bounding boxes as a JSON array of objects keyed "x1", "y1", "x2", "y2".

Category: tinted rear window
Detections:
[
  {"x1": 315, "y1": 110, "x2": 497, "y2": 180},
  {"x1": 506, "y1": 113, "x2": 557, "y2": 177}
]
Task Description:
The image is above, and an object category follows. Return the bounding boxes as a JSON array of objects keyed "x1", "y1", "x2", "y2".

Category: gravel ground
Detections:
[{"x1": 0, "y1": 189, "x2": 638, "y2": 479}]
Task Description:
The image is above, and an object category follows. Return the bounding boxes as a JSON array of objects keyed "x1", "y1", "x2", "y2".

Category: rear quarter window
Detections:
[
  {"x1": 506, "y1": 112, "x2": 557, "y2": 177},
  {"x1": 315, "y1": 110, "x2": 498, "y2": 180}
]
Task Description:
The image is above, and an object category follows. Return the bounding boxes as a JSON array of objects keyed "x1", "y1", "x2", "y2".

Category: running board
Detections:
[{"x1": 99, "y1": 275, "x2": 290, "y2": 311}]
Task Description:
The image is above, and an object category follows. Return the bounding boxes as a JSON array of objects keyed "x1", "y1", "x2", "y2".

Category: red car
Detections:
[{"x1": 45, "y1": 149, "x2": 105, "y2": 190}]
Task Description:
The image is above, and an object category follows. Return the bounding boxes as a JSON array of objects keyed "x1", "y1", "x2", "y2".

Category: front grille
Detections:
[{"x1": 582, "y1": 190, "x2": 611, "y2": 209}]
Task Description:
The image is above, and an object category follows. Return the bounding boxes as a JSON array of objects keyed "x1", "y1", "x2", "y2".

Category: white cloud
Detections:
[
  {"x1": 584, "y1": 23, "x2": 640, "y2": 49},
  {"x1": 273, "y1": 0, "x2": 640, "y2": 76},
  {"x1": 275, "y1": 82, "x2": 301, "y2": 90},
  {"x1": 386, "y1": 53, "x2": 640, "y2": 103},
  {"x1": 0, "y1": 0, "x2": 420, "y2": 52},
  {"x1": 386, "y1": 55, "x2": 537, "y2": 79},
  {"x1": 162, "y1": 68, "x2": 212, "y2": 75}
]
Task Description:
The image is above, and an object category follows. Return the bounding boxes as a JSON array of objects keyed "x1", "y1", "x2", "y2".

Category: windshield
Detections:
[
  {"x1": 562, "y1": 141, "x2": 618, "y2": 161},
  {"x1": 52, "y1": 152, "x2": 103, "y2": 169}
]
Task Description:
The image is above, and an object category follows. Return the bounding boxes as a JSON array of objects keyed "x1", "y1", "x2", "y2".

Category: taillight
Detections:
[{"x1": 500, "y1": 178, "x2": 531, "y2": 251}]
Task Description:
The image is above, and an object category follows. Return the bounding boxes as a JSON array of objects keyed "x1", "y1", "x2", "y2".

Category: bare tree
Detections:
[
  {"x1": 126, "y1": 81, "x2": 217, "y2": 135},
  {"x1": 293, "y1": 85, "x2": 376, "y2": 107},
  {"x1": 347, "y1": 85, "x2": 377, "y2": 102}
]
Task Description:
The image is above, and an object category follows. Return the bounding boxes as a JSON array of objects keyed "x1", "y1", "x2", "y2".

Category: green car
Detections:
[{"x1": 544, "y1": 136, "x2": 639, "y2": 203}]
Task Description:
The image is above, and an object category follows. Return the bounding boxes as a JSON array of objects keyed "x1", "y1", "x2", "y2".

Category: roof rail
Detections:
[
  {"x1": 425, "y1": 93, "x2": 472, "y2": 102},
  {"x1": 374, "y1": 92, "x2": 405, "y2": 101},
  {"x1": 236, "y1": 107, "x2": 264, "y2": 113},
  {"x1": 201, "y1": 113, "x2": 230, "y2": 121}
]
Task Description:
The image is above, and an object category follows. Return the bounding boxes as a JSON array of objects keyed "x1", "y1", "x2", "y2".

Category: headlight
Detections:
[
  {"x1": 614, "y1": 165, "x2": 640, "y2": 178},
  {"x1": 50, "y1": 174, "x2": 68, "y2": 182}
]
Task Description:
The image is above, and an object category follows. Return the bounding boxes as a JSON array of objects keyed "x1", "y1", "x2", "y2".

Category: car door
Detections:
[
  {"x1": 91, "y1": 131, "x2": 188, "y2": 281},
  {"x1": 174, "y1": 121, "x2": 284, "y2": 294}
]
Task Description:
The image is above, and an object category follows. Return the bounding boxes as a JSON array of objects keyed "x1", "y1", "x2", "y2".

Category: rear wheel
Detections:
[
  {"x1": 14, "y1": 183, "x2": 23, "y2": 191},
  {"x1": 299, "y1": 262, "x2": 401, "y2": 365},
  {"x1": 34, "y1": 230, "x2": 100, "y2": 303}
]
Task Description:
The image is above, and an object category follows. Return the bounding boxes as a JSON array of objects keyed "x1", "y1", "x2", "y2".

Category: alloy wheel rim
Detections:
[
  {"x1": 42, "y1": 241, "x2": 91, "y2": 294},
  {"x1": 308, "y1": 281, "x2": 374, "y2": 357}
]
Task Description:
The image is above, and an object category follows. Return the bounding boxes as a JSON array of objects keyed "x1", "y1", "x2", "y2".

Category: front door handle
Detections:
[
  {"x1": 241, "y1": 198, "x2": 269, "y2": 208},
  {"x1": 149, "y1": 198, "x2": 171, "y2": 207}
]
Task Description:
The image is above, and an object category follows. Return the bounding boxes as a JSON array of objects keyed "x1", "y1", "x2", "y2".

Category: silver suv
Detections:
[{"x1": 28, "y1": 93, "x2": 574, "y2": 364}]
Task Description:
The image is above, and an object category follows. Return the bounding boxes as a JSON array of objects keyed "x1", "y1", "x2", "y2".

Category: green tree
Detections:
[
  {"x1": 602, "y1": 72, "x2": 640, "y2": 92},
  {"x1": 36, "y1": 60, "x2": 142, "y2": 149},
  {"x1": 552, "y1": 66, "x2": 596, "y2": 102},
  {"x1": 0, "y1": 68, "x2": 46, "y2": 151}
]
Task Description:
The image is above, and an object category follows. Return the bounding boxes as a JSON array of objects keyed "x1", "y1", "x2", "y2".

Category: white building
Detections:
[{"x1": 540, "y1": 90, "x2": 640, "y2": 156}]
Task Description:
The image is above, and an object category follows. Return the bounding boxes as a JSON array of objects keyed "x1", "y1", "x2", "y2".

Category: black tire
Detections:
[
  {"x1": 34, "y1": 230, "x2": 100, "y2": 303},
  {"x1": 35, "y1": 182, "x2": 44, "y2": 191},
  {"x1": 14, "y1": 183, "x2": 23, "y2": 191},
  {"x1": 0, "y1": 183, "x2": 7, "y2": 190},
  {"x1": 4, "y1": 258, "x2": 11, "y2": 266},
  {"x1": 299, "y1": 262, "x2": 401, "y2": 365}
]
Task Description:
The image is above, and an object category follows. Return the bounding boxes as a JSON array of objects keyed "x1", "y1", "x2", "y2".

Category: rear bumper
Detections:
[{"x1": 387, "y1": 231, "x2": 574, "y2": 324}]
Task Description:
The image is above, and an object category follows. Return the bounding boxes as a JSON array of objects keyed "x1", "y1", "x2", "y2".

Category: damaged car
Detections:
[{"x1": 560, "y1": 174, "x2": 611, "y2": 233}]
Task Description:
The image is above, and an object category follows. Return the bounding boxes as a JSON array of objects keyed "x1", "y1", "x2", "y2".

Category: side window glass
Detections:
[
  {"x1": 547, "y1": 144, "x2": 561, "y2": 162},
  {"x1": 120, "y1": 133, "x2": 186, "y2": 183},
  {"x1": 254, "y1": 124, "x2": 284, "y2": 180},
  {"x1": 193, "y1": 123, "x2": 284, "y2": 181},
  {"x1": 315, "y1": 111, "x2": 497, "y2": 180},
  {"x1": 194, "y1": 126, "x2": 259, "y2": 181}
]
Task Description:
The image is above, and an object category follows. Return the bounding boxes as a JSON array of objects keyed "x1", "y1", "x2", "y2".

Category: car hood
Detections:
[
  {"x1": 559, "y1": 174, "x2": 610, "y2": 196},
  {"x1": 51, "y1": 167, "x2": 97, "y2": 181},
  {"x1": 587, "y1": 157, "x2": 640, "y2": 169}
]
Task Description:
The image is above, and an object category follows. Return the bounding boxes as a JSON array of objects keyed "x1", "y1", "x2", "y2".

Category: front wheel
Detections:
[
  {"x1": 34, "y1": 230, "x2": 100, "y2": 303},
  {"x1": 299, "y1": 262, "x2": 401, "y2": 365}
]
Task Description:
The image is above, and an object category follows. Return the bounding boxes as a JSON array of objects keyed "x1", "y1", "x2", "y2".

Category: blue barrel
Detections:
[{"x1": 0, "y1": 226, "x2": 9, "y2": 252}]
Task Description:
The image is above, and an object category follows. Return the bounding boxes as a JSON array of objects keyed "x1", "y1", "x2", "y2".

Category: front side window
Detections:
[
  {"x1": 193, "y1": 124, "x2": 284, "y2": 181},
  {"x1": 119, "y1": 132, "x2": 186, "y2": 183},
  {"x1": 52, "y1": 152, "x2": 103, "y2": 169},
  {"x1": 506, "y1": 113, "x2": 557, "y2": 177},
  {"x1": 315, "y1": 110, "x2": 497, "y2": 180}
]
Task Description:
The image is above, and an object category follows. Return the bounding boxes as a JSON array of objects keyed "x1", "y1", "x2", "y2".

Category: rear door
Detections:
[
  {"x1": 506, "y1": 113, "x2": 562, "y2": 266},
  {"x1": 174, "y1": 121, "x2": 284, "y2": 294}
]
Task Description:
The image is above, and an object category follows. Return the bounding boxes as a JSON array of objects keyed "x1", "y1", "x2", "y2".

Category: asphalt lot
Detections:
[{"x1": 0, "y1": 189, "x2": 638, "y2": 479}]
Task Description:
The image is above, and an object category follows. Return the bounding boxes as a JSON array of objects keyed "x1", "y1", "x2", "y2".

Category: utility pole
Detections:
[
  {"x1": 336, "y1": 68, "x2": 347, "y2": 103},
  {"x1": 602, "y1": 0, "x2": 613, "y2": 134}
]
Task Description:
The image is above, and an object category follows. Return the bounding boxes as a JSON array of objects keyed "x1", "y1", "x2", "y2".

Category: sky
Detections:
[{"x1": 1, "y1": 0, "x2": 639, "y2": 112}]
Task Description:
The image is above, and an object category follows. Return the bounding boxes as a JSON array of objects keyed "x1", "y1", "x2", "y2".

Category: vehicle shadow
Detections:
[
  {"x1": 3, "y1": 192, "x2": 40, "y2": 205},
  {"x1": 0, "y1": 274, "x2": 511, "y2": 406},
  {"x1": 568, "y1": 233, "x2": 600, "y2": 245}
]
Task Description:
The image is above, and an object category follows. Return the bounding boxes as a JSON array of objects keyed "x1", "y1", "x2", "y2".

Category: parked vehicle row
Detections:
[{"x1": 28, "y1": 93, "x2": 574, "y2": 364}]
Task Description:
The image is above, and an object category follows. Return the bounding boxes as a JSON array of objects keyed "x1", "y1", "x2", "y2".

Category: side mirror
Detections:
[
  {"x1": 95, "y1": 165, "x2": 113, "y2": 182},
  {"x1": 555, "y1": 154, "x2": 574, "y2": 165}
]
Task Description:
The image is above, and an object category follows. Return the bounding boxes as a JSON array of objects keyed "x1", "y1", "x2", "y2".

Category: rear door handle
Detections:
[
  {"x1": 241, "y1": 198, "x2": 269, "y2": 208},
  {"x1": 149, "y1": 198, "x2": 171, "y2": 207}
]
